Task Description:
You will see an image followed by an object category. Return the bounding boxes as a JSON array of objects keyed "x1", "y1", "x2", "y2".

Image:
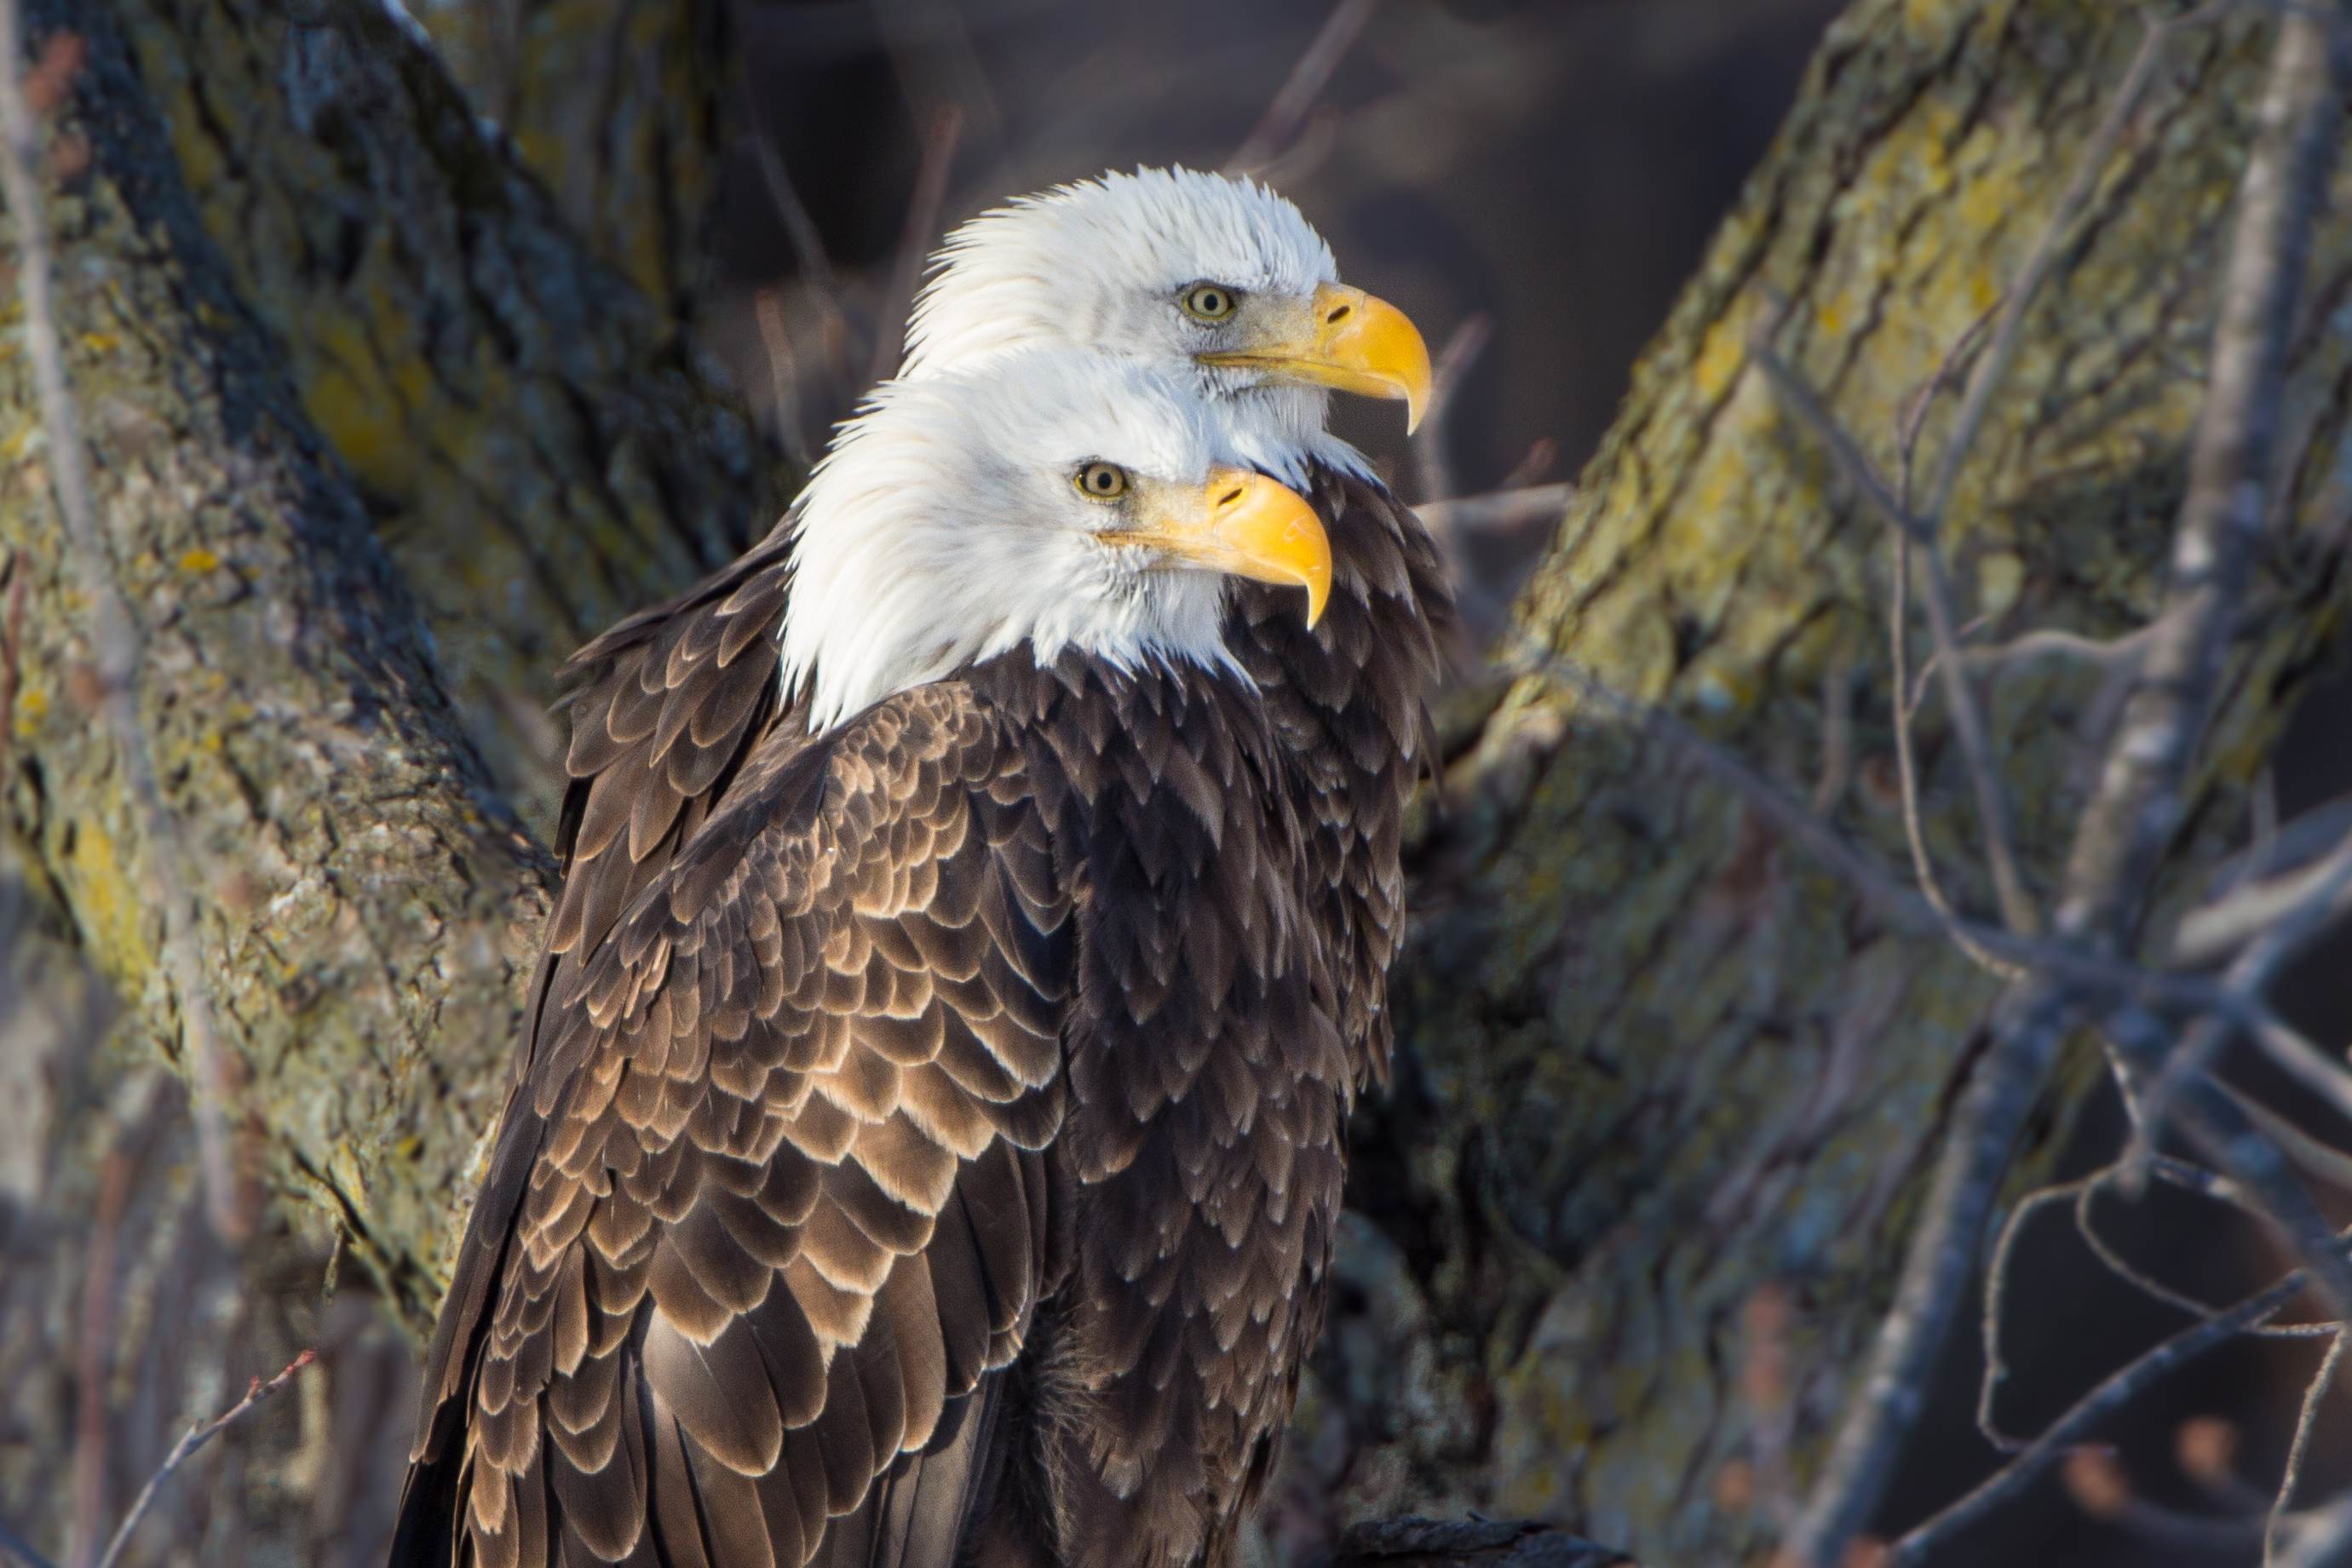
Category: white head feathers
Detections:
[
  {"x1": 900, "y1": 166, "x2": 1359, "y2": 485},
  {"x1": 781, "y1": 349, "x2": 1254, "y2": 732}
]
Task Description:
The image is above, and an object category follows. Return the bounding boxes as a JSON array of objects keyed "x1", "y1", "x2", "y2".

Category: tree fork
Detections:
[
  {"x1": 1344, "y1": 1, "x2": 2352, "y2": 1558},
  {"x1": 0, "y1": 0, "x2": 554, "y2": 1328},
  {"x1": 114, "y1": 0, "x2": 770, "y2": 813},
  {"x1": 3, "y1": 2, "x2": 2352, "y2": 1564}
]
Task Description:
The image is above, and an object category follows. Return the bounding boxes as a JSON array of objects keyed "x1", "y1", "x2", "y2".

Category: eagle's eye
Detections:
[
  {"x1": 1178, "y1": 284, "x2": 1239, "y2": 323},
  {"x1": 1074, "y1": 461, "x2": 1131, "y2": 500}
]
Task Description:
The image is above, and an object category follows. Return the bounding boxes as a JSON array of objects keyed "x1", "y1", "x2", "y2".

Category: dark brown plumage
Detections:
[
  {"x1": 394, "y1": 467, "x2": 1445, "y2": 1568},
  {"x1": 537, "y1": 464, "x2": 1443, "y2": 1095}
]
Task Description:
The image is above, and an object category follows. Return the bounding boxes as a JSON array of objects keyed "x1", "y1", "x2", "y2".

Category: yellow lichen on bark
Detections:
[
  {"x1": 1353, "y1": 3, "x2": 2352, "y2": 1559},
  {"x1": 110, "y1": 0, "x2": 764, "y2": 823},
  {"x1": 1, "y1": 3, "x2": 555, "y2": 1324}
]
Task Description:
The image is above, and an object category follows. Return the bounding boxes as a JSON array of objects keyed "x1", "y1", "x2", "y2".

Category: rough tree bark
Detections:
[
  {"x1": 1306, "y1": 2, "x2": 2352, "y2": 1561},
  {"x1": 401, "y1": 0, "x2": 728, "y2": 322},
  {"x1": 112, "y1": 0, "x2": 766, "y2": 815},
  {"x1": 3, "y1": 1, "x2": 2349, "y2": 1565}
]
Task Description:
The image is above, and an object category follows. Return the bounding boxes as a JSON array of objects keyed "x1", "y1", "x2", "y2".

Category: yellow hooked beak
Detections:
[
  {"x1": 1131, "y1": 467, "x2": 1331, "y2": 628},
  {"x1": 1199, "y1": 283, "x2": 1434, "y2": 433}
]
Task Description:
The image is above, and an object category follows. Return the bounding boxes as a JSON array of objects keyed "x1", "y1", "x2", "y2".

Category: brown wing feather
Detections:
[
  {"x1": 1226, "y1": 463, "x2": 1448, "y2": 1093},
  {"x1": 543, "y1": 526, "x2": 800, "y2": 1008},
  {"x1": 394, "y1": 683, "x2": 1070, "y2": 1568},
  {"x1": 396, "y1": 529, "x2": 804, "y2": 1559}
]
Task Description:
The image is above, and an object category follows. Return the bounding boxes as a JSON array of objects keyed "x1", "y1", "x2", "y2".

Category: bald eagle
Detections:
[
  {"x1": 542, "y1": 168, "x2": 1449, "y2": 1116},
  {"x1": 394, "y1": 347, "x2": 1348, "y2": 1568}
]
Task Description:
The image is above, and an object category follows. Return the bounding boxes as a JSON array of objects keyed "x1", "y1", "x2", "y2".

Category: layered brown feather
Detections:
[{"x1": 395, "y1": 463, "x2": 1444, "y2": 1568}]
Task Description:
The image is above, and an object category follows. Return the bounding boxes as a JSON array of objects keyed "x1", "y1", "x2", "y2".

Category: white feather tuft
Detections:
[
  {"x1": 900, "y1": 165, "x2": 1375, "y2": 488},
  {"x1": 781, "y1": 349, "x2": 1251, "y2": 733}
]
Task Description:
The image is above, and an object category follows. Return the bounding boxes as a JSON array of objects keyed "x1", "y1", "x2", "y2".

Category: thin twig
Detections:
[
  {"x1": 868, "y1": 103, "x2": 963, "y2": 388},
  {"x1": 2269, "y1": 1329, "x2": 2348, "y2": 1565},
  {"x1": 0, "y1": 551, "x2": 23, "y2": 784},
  {"x1": 1894, "y1": 300, "x2": 1998, "y2": 506},
  {"x1": 2280, "y1": 1495, "x2": 2352, "y2": 1568},
  {"x1": 1889, "y1": 516, "x2": 2027, "y2": 978},
  {"x1": 751, "y1": 287, "x2": 812, "y2": 469},
  {"x1": 2220, "y1": 1078, "x2": 2352, "y2": 1193},
  {"x1": 90, "y1": 1351, "x2": 316, "y2": 1568},
  {"x1": 1414, "y1": 313, "x2": 1491, "y2": 507},
  {"x1": 1978, "y1": 1171, "x2": 2104, "y2": 1451},
  {"x1": 739, "y1": 77, "x2": 842, "y2": 310},
  {"x1": 1914, "y1": 0, "x2": 2243, "y2": 530},
  {"x1": 1786, "y1": 6, "x2": 2346, "y2": 1556},
  {"x1": 2075, "y1": 1152, "x2": 2339, "y2": 1334},
  {"x1": 2128, "y1": 827, "x2": 2352, "y2": 1175},
  {"x1": 2175, "y1": 819, "x2": 2352, "y2": 966},
  {"x1": 0, "y1": 1518, "x2": 56, "y2": 1568},
  {"x1": 2250, "y1": 1011, "x2": 2352, "y2": 1134},
  {"x1": 1415, "y1": 482, "x2": 1575, "y2": 537},
  {"x1": 1906, "y1": 623, "x2": 2158, "y2": 719},
  {"x1": 1891, "y1": 1269, "x2": 2308, "y2": 1565},
  {"x1": 67, "y1": 1147, "x2": 132, "y2": 1568},
  {"x1": 1750, "y1": 342, "x2": 2039, "y2": 947},
  {"x1": 1225, "y1": 0, "x2": 1380, "y2": 173},
  {"x1": 0, "y1": 0, "x2": 247, "y2": 1243},
  {"x1": 1473, "y1": 622, "x2": 2239, "y2": 1019}
]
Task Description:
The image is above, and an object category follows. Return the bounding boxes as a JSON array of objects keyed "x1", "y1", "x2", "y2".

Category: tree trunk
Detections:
[
  {"x1": 3, "y1": 1, "x2": 2349, "y2": 1565},
  {"x1": 1307, "y1": 3, "x2": 2352, "y2": 1561},
  {"x1": 403, "y1": 0, "x2": 728, "y2": 324},
  {"x1": 113, "y1": 0, "x2": 768, "y2": 816},
  {"x1": 0, "y1": 0, "x2": 566, "y2": 1328}
]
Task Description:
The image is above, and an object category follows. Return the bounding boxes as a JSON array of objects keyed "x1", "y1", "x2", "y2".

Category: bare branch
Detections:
[
  {"x1": 2249, "y1": 1012, "x2": 2352, "y2": 1133},
  {"x1": 1914, "y1": 0, "x2": 2244, "y2": 529},
  {"x1": 1225, "y1": 0, "x2": 1380, "y2": 175},
  {"x1": 1414, "y1": 313, "x2": 1492, "y2": 507},
  {"x1": 0, "y1": 0, "x2": 247, "y2": 1243},
  {"x1": 0, "y1": 1519, "x2": 55, "y2": 1568},
  {"x1": 1892, "y1": 1267, "x2": 2309, "y2": 1565},
  {"x1": 2217, "y1": 1077, "x2": 2352, "y2": 1193},
  {"x1": 1979, "y1": 1173, "x2": 2101, "y2": 1452},
  {"x1": 2128, "y1": 826, "x2": 2352, "y2": 1167},
  {"x1": 1906, "y1": 624, "x2": 2158, "y2": 721},
  {"x1": 1749, "y1": 342, "x2": 2039, "y2": 948},
  {"x1": 89, "y1": 1351, "x2": 316, "y2": 1568},
  {"x1": 1788, "y1": 4, "x2": 2349, "y2": 1557},
  {"x1": 1415, "y1": 483, "x2": 1577, "y2": 537},
  {"x1": 752, "y1": 287, "x2": 814, "y2": 469},
  {"x1": 868, "y1": 104, "x2": 963, "y2": 388},
  {"x1": 2268, "y1": 1330, "x2": 2347, "y2": 1565},
  {"x1": 2175, "y1": 819, "x2": 2352, "y2": 966}
]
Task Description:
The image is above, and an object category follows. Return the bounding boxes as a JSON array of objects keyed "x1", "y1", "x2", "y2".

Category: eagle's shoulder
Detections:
[{"x1": 400, "y1": 676, "x2": 1068, "y2": 1568}]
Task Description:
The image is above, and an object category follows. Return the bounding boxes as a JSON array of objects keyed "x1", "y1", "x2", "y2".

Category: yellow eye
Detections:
[
  {"x1": 1074, "y1": 462, "x2": 1130, "y2": 500},
  {"x1": 1179, "y1": 284, "x2": 1238, "y2": 323}
]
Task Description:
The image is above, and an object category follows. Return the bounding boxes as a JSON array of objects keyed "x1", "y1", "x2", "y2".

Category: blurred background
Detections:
[{"x1": 7, "y1": 1, "x2": 2350, "y2": 1564}]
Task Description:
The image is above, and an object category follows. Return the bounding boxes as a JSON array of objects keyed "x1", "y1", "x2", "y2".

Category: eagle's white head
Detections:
[
  {"x1": 900, "y1": 166, "x2": 1429, "y2": 485},
  {"x1": 782, "y1": 347, "x2": 1331, "y2": 733}
]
